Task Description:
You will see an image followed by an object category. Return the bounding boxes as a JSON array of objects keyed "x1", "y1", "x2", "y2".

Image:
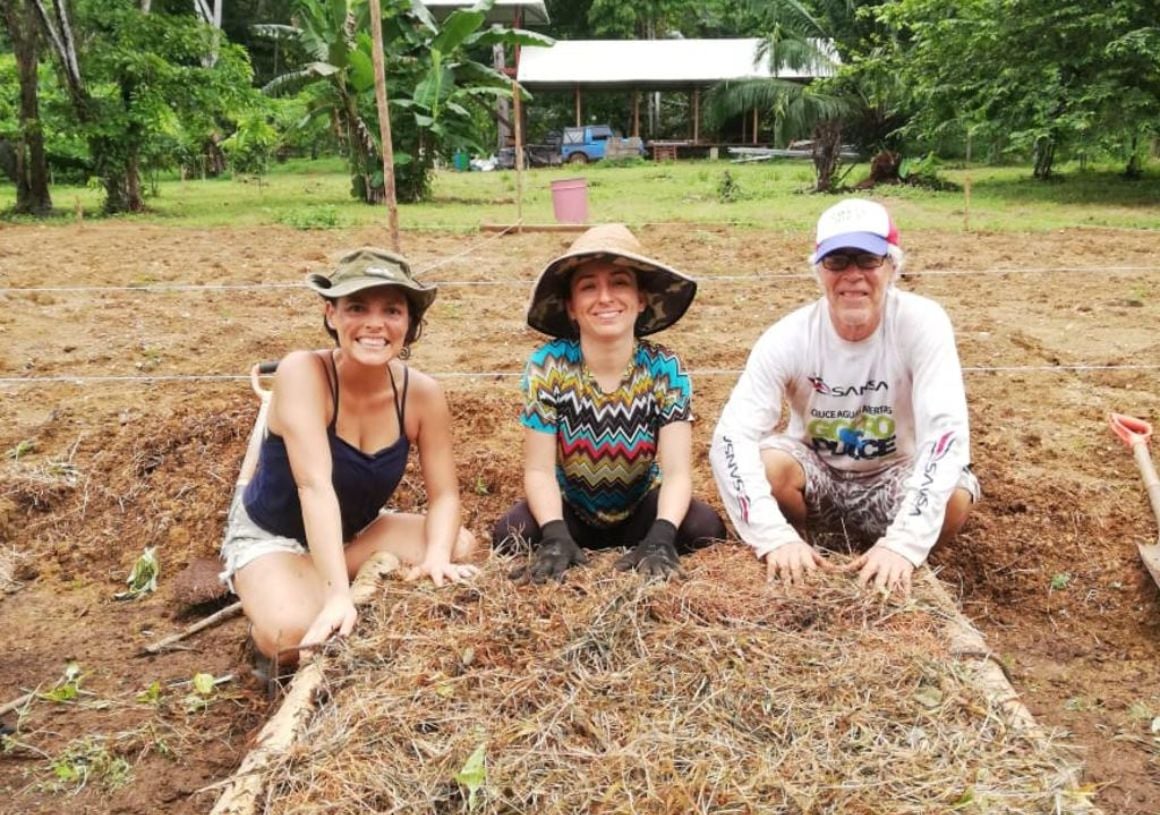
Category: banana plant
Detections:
[{"x1": 256, "y1": 0, "x2": 553, "y2": 203}]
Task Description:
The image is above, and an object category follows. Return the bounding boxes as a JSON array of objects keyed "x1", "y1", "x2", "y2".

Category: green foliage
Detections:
[
  {"x1": 223, "y1": 108, "x2": 281, "y2": 176},
  {"x1": 136, "y1": 680, "x2": 164, "y2": 706},
  {"x1": 704, "y1": 1, "x2": 884, "y2": 192},
  {"x1": 115, "y1": 546, "x2": 158, "y2": 601},
  {"x1": 877, "y1": 0, "x2": 1160, "y2": 178},
  {"x1": 580, "y1": 0, "x2": 765, "y2": 39},
  {"x1": 897, "y1": 153, "x2": 958, "y2": 191},
  {"x1": 1050, "y1": 572, "x2": 1072, "y2": 591},
  {"x1": 597, "y1": 155, "x2": 647, "y2": 169},
  {"x1": 5, "y1": 439, "x2": 36, "y2": 461},
  {"x1": 183, "y1": 672, "x2": 219, "y2": 712},
  {"x1": 278, "y1": 204, "x2": 341, "y2": 229},
  {"x1": 48, "y1": 737, "x2": 131, "y2": 793},
  {"x1": 40, "y1": 2, "x2": 259, "y2": 212},
  {"x1": 716, "y1": 169, "x2": 742, "y2": 202},
  {"x1": 0, "y1": 54, "x2": 89, "y2": 185},
  {"x1": 259, "y1": 0, "x2": 552, "y2": 204},
  {"x1": 454, "y1": 742, "x2": 488, "y2": 810},
  {"x1": 39, "y1": 662, "x2": 85, "y2": 704},
  {"x1": 4, "y1": 157, "x2": 1156, "y2": 231}
]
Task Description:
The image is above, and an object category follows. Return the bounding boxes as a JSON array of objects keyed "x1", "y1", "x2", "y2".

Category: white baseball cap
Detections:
[{"x1": 811, "y1": 199, "x2": 900, "y2": 263}]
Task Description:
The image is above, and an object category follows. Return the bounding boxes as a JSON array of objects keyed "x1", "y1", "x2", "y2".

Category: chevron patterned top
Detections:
[{"x1": 521, "y1": 338, "x2": 693, "y2": 528}]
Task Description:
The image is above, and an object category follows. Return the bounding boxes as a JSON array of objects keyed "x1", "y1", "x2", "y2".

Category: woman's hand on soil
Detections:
[
  {"x1": 300, "y1": 594, "x2": 358, "y2": 656},
  {"x1": 615, "y1": 519, "x2": 683, "y2": 580},
  {"x1": 405, "y1": 559, "x2": 479, "y2": 587},
  {"x1": 509, "y1": 521, "x2": 588, "y2": 584}
]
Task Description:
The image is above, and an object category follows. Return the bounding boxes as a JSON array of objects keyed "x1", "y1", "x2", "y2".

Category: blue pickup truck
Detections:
[{"x1": 560, "y1": 125, "x2": 646, "y2": 164}]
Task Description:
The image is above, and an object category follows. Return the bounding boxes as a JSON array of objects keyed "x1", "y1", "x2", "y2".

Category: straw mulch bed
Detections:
[{"x1": 257, "y1": 546, "x2": 1092, "y2": 815}]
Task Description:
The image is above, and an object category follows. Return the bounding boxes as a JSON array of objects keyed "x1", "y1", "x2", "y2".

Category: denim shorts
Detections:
[
  {"x1": 218, "y1": 489, "x2": 307, "y2": 594},
  {"x1": 760, "y1": 435, "x2": 981, "y2": 545}
]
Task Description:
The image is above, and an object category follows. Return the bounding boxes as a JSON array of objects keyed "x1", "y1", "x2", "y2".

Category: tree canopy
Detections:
[{"x1": 1, "y1": 0, "x2": 1156, "y2": 216}]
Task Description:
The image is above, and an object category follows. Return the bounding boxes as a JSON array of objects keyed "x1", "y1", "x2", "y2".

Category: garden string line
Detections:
[
  {"x1": 1, "y1": 363, "x2": 1158, "y2": 387},
  {"x1": 0, "y1": 264, "x2": 1154, "y2": 294},
  {"x1": 0, "y1": 222, "x2": 525, "y2": 296},
  {"x1": 2, "y1": 231, "x2": 1154, "y2": 385}
]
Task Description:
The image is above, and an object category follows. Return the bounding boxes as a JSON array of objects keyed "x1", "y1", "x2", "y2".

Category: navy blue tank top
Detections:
[{"x1": 243, "y1": 352, "x2": 410, "y2": 544}]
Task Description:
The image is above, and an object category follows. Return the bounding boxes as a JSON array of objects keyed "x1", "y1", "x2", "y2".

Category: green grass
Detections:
[{"x1": 1, "y1": 156, "x2": 1157, "y2": 232}]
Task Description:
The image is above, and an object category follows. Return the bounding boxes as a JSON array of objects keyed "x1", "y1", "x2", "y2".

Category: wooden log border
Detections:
[{"x1": 208, "y1": 551, "x2": 400, "y2": 815}]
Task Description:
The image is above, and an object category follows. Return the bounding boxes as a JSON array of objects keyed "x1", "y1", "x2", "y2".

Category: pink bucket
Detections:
[{"x1": 550, "y1": 177, "x2": 589, "y2": 224}]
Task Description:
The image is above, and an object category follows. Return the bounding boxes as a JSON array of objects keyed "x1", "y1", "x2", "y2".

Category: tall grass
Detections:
[{"x1": 1, "y1": 157, "x2": 1156, "y2": 232}]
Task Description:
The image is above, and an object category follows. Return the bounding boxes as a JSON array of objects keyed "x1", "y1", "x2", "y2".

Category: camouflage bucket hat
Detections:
[
  {"x1": 526, "y1": 224, "x2": 697, "y2": 338},
  {"x1": 305, "y1": 247, "x2": 437, "y2": 319}
]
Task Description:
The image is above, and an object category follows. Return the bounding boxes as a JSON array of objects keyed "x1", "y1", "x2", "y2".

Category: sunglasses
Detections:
[{"x1": 820, "y1": 253, "x2": 887, "y2": 272}]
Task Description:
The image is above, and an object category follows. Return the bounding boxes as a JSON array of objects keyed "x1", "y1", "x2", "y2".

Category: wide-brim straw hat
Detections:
[
  {"x1": 526, "y1": 224, "x2": 697, "y2": 338},
  {"x1": 305, "y1": 247, "x2": 437, "y2": 320}
]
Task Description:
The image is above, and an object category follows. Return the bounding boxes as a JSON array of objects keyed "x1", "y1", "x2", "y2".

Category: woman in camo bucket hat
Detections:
[
  {"x1": 221, "y1": 246, "x2": 477, "y2": 673},
  {"x1": 496, "y1": 224, "x2": 724, "y2": 585},
  {"x1": 305, "y1": 247, "x2": 438, "y2": 356}
]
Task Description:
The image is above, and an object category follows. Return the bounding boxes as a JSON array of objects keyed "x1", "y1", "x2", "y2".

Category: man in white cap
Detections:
[{"x1": 709, "y1": 198, "x2": 979, "y2": 597}]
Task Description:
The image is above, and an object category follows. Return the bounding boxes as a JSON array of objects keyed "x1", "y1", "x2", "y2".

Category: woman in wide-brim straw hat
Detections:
[
  {"x1": 220, "y1": 247, "x2": 478, "y2": 666},
  {"x1": 494, "y1": 224, "x2": 725, "y2": 582}
]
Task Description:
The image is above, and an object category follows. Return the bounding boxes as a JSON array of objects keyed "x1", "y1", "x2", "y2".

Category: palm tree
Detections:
[{"x1": 706, "y1": 0, "x2": 900, "y2": 192}]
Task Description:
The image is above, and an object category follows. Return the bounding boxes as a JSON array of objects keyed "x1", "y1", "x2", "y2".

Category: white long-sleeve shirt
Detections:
[{"x1": 710, "y1": 288, "x2": 971, "y2": 566}]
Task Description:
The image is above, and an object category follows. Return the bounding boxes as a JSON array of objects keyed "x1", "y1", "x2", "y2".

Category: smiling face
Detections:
[
  {"x1": 565, "y1": 261, "x2": 646, "y2": 341},
  {"x1": 817, "y1": 250, "x2": 894, "y2": 341},
  {"x1": 325, "y1": 286, "x2": 411, "y2": 364}
]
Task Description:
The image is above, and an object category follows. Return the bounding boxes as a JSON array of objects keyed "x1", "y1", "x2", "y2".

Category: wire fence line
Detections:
[
  {"x1": 0, "y1": 265, "x2": 1155, "y2": 295},
  {"x1": 2, "y1": 229, "x2": 1154, "y2": 389},
  {"x1": 0, "y1": 363, "x2": 1157, "y2": 389}
]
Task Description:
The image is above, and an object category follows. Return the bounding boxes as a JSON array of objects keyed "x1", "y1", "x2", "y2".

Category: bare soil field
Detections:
[{"x1": 0, "y1": 221, "x2": 1158, "y2": 813}]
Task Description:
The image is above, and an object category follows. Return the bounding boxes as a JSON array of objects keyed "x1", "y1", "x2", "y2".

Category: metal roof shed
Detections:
[
  {"x1": 516, "y1": 38, "x2": 825, "y2": 90},
  {"x1": 517, "y1": 38, "x2": 834, "y2": 144}
]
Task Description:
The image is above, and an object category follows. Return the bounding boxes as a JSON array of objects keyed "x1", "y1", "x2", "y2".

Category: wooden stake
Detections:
[
  {"x1": 512, "y1": 79, "x2": 524, "y2": 232},
  {"x1": 138, "y1": 601, "x2": 244, "y2": 656},
  {"x1": 367, "y1": 0, "x2": 401, "y2": 253},
  {"x1": 964, "y1": 131, "x2": 972, "y2": 232}
]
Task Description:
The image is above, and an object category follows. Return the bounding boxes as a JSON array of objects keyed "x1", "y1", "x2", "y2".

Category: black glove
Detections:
[
  {"x1": 512, "y1": 520, "x2": 588, "y2": 584},
  {"x1": 615, "y1": 519, "x2": 682, "y2": 579}
]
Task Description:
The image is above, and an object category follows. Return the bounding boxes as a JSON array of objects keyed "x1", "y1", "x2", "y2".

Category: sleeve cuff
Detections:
[
  {"x1": 879, "y1": 534, "x2": 930, "y2": 567},
  {"x1": 752, "y1": 529, "x2": 806, "y2": 561}
]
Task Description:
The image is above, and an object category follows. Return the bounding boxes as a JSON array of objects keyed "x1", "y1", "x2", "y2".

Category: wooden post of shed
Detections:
[
  {"x1": 574, "y1": 84, "x2": 582, "y2": 127},
  {"x1": 752, "y1": 108, "x2": 759, "y2": 145},
  {"x1": 632, "y1": 91, "x2": 640, "y2": 138},
  {"x1": 692, "y1": 87, "x2": 700, "y2": 144}
]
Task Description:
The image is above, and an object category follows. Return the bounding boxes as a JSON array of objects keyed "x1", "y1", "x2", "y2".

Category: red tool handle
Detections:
[{"x1": 1109, "y1": 412, "x2": 1152, "y2": 448}]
